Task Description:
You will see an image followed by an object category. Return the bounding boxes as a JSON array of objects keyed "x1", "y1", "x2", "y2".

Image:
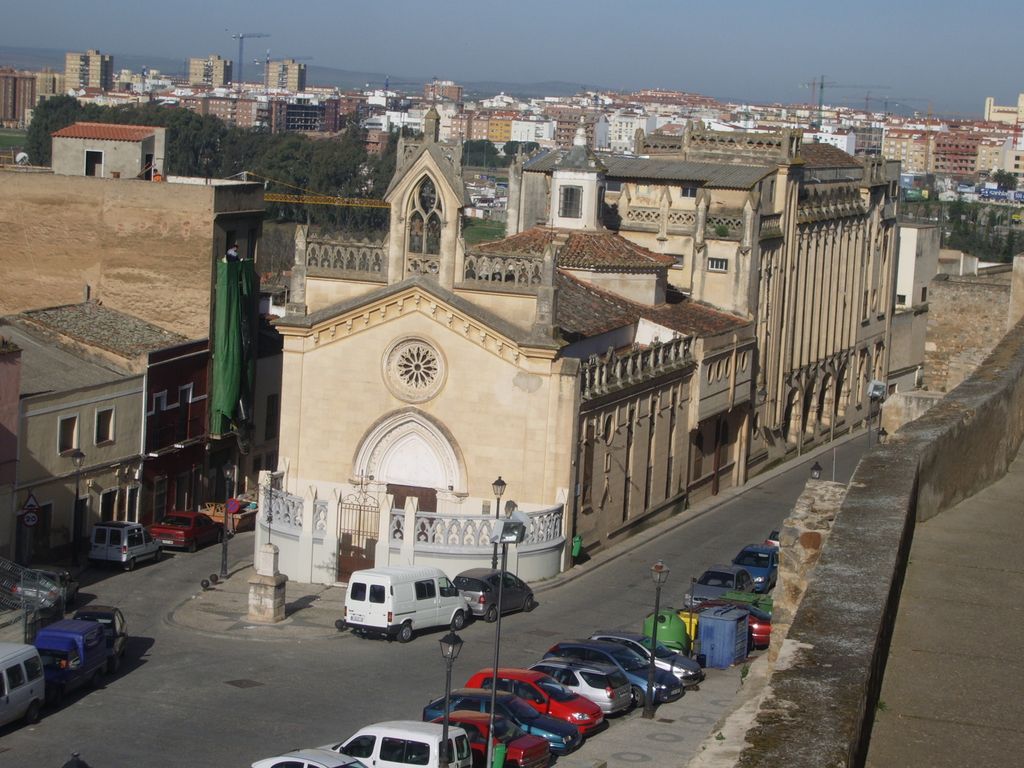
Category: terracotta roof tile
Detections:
[
  {"x1": 799, "y1": 142, "x2": 861, "y2": 168},
  {"x1": 556, "y1": 271, "x2": 749, "y2": 340},
  {"x1": 476, "y1": 227, "x2": 675, "y2": 271},
  {"x1": 51, "y1": 122, "x2": 159, "y2": 142}
]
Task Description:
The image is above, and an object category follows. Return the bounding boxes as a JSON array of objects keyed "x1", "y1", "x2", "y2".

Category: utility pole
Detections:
[{"x1": 231, "y1": 31, "x2": 269, "y2": 90}]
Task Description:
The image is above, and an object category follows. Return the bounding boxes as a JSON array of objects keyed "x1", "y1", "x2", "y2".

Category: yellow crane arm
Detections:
[{"x1": 263, "y1": 192, "x2": 391, "y2": 209}]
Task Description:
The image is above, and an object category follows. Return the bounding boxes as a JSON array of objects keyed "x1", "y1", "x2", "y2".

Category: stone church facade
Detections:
[{"x1": 261, "y1": 117, "x2": 757, "y2": 584}]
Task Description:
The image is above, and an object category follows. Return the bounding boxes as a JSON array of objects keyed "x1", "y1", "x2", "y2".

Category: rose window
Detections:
[
  {"x1": 384, "y1": 339, "x2": 446, "y2": 402},
  {"x1": 397, "y1": 344, "x2": 438, "y2": 389}
]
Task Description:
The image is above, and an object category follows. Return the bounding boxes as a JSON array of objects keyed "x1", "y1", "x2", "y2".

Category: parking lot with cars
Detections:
[{"x1": 0, "y1": 439, "x2": 865, "y2": 767}]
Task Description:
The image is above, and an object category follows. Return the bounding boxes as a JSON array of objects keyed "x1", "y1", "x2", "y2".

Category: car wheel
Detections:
[
  {"x1": 450, "y1": 610, "x2": 466, "y2": 631},
  {"x1": 524, "y1": 595, "x2": 537, "y2": 612},
  {"x1": 47, "y1": 685, "x2": 63, "y2": 709},
  {"x1": 154, "y1": 547, "x2": 162, "y2": 563},
  {"x1": 23, "y1": 699, "x2": 41, "y2": 725},
  {"x1": 91, "y1": 667, "x2": 105, "y2": 689},
  {"x1": 108, "y1": 653, "x2": 120, "y2": 675},
  {"x1": 397, "y1": 621, "x2": 414, "y2": 643},
  {"x1": 630, "y1": 686, "x2": 644, "y2": 709},
  {"x1": 124, "y1": 557, "x2": 136, "y2": 572},
  {"x1": 484, "y1": 604, "x2": 499, "y2": 623},
  {"x1": 188, "y1": 539, "x2": 197, "y2": 553}
]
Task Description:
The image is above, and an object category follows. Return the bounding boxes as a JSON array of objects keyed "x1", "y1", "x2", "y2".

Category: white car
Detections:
[{"x1": 252, "y1": 748, "x2": 366, "y2": 768}]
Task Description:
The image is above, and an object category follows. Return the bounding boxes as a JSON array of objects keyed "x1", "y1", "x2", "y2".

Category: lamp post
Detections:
[
  {"x1": 70, "y1": 450, "x2": 85, "y2": 566},
  {"x1": 438, "y1": 630, "x2": 464, "y2": 767},
  {"x1": 220, "y1": 464, "x2": 235, "y2": 579},
  {"x1": 810, "y1": 461, "x2": 823, "y2": 480},
  {"x1": 486, "y1": 517, "x2": 525, "y2": 768},
  {"x1": 490, "y1": 476, "x2": 506, "y2": 569},
  {"x1": 644, "y1": 560, "x2": 670, "y2": 719}
]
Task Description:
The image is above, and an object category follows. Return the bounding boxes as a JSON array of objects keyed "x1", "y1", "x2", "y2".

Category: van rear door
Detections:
[{"x1": 348, "y1": 578, "x2": 389, "y2": 630}]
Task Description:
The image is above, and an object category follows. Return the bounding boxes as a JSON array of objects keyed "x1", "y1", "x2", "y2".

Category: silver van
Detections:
[
  {"x1": 89, "y1": 522, "x2": 161, "y2": 571},
  {"x1": 0, "y1": 642, "x2": 45, "y2": 727}
]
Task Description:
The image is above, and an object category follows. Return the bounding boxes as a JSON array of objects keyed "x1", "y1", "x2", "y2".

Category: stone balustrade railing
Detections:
[
  {"x1": 760, "y1": 212, "x2": 783, "y2": 239},
  {"x1": 462, "y1": 253, "x2": 544, "y2": 289},
  {"x1": 579, "y1": 336, "x2": 694, "y2": 402},
  {"x1": 263, "y1": 485, "x2": 304, "y2": 535},
  {"x1": 306, "y1": 239, "x2": 387, "y2": 280},
  {"x1": 390, "y1": 505, "x2": 564, "y2": 549}
]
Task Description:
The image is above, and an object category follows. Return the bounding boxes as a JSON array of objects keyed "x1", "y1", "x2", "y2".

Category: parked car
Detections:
[
  {"x1": 685, "y1": 565, "x2": 755, "y2": 608},
  {"x1": 422, "y1": 688, "x2": 582, "y2": 755},
  {"x1": 252, "y1": 748, "x2": 366, "y2": 768},
  {"x1": 542, "y1": 640, "x2": 684, "y2": 707},
  {"x1": 453, "y1": 568, "x2": 536, "y2": 623},
  {"x1": 430, "y1": 711, "x2": 550, "y2": 768},
  {"x1": 88, "y1": 521, "x2": 161, "y2": 571},
  {"x1": 7, "y1": 569, "x2": 77, "y2": 623},
  {"x1": 464, "y1": 667, "x2": 604, "y2": 735},
  {"x1": 528, "y1": 658, "x2": 632, "y2": 716},
  {"x1": 764, "y1": 529, "x2": 780, "y2": 548},
  {"x1": 698, "y1": 600, "x2": 772, "y2": 649},
  {"x1": 343, "y1": 566, "x2": 470, "y2": 642},
  {"x1": 33, "y1": 619, "x2": 107, "y2": 706},
  {"x1": 0, "y1": 643, "x2": 45, "y2": 727},
  {"x1": 588, "y1": 631, "x2": 704, "y2": 688},
  {"x1": 732, "y1": 544, "x2": 778, "y2": 593},
  {"x1": 72, "y1": 606, "x2": 127, "y2": 674},
  {"x1": 149, "y1": 511, "x2": 222, "y2": 552},
  {"x1": 328, "y1": 720, "x2": 471, "y2": 768}
]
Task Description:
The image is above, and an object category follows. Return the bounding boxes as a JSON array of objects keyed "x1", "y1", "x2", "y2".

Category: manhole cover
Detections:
[
  {"x1": 658, "y1": 718, "x2": 675, "y2": 723},
  {"x1": 225, "y1": 678, "x2": 264, "y2": 689}
]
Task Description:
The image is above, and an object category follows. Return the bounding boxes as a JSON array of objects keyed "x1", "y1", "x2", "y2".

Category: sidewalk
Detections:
[{"x1": 865, "y1": 447, "x2": 1024, "y2": 766}]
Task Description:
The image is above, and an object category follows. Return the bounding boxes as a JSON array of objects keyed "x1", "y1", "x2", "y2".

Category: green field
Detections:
[
  {"x1": 462, "y1": 218, "x2": 506, "y2": 246},
  {"x1": 0, "y1": 130, "x2": 27, "y2": 150}
]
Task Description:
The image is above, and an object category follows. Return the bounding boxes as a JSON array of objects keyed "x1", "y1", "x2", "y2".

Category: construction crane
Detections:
[
  {"x1": 800, "y1": 75, "x2": 890, "y2": 127},
  {"x1": 243, "y1": 171, "x2": 391, "y2": 209},
  {"x1": 230, "y1": 31, "x2": 270, "y2": 88}
]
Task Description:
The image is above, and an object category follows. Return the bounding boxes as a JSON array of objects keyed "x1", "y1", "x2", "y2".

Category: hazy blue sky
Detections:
[{"x1": 3, "y1": 0, "x2": 1018, "y2": 115}]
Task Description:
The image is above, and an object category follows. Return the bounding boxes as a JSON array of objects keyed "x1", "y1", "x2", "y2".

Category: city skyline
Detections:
[{"x1": 1, "y1": 0, "x2": 1018, "y2": 116}]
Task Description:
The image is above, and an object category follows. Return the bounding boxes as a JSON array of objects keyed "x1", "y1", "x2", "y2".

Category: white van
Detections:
[
  {"x1": 328, "y1": 720, "x2": 472, "y2": 768},
  {"x1": 0, "y1": 642, "x2": 45, "y2": 727},
  {"x1": 344, "y1": 566, "x2": 470, "y2": 643}
]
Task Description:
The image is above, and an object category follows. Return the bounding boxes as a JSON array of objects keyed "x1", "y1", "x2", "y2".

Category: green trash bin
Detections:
[
  {"x1": 643, "y1": 608, "x2": 690, "y2": 654},
  {"x1": 492, "y1": 742, "x2": 507, "y2": 768},
  {"x1": 571, "y1": 535, "x2": 583, "y2": 559},
  {"x1": 723, "y1": 591, "x2": 773, "y2": 616}
]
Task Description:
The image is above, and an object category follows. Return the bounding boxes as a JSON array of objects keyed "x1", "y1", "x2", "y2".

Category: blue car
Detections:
[
  {"x1": 422, "y1": 687, "x2": 582, "y2": 755},
  {"x1": 543, "y1": 640, "x2": 684, "y2": 707},
  {"x1": 732, "y1": 544, "x2": 778, "y2": 593}
]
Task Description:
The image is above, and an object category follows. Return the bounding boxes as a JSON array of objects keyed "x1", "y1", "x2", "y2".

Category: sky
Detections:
[{"x1": 2, "y1": 0, "x2": 1019, "y2": 116}]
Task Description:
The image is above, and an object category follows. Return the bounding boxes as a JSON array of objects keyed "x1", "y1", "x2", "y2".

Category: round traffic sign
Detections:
[
  {"x1": 225, "y1": 498, "x2": 242, "y2": 515},
  {"x1": 22, "y1": 511, "x2": 39, "y2": 527}
]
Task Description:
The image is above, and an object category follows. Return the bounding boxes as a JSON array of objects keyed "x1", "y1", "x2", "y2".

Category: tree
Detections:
[
  {"x1": 25, "y1": 96, "x2": 84, "y2": 165},
  {"x1": 503, "y1": 140, "x2": 540, "y2": 159},
  {"x1": 992, "y1": 170, "x2": 1018, "y2": 191},
  {"x1": 462, "y1": 139, "x2": 502, "y2": 168}
]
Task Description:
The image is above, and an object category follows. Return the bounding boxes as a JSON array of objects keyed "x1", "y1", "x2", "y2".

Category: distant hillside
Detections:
[{"x1": 0, "y1": 45, "x2": 598, "y2": 99}]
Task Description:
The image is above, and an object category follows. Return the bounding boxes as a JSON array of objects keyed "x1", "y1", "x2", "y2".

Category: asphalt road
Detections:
[{"x1": 0, "y1": 438, "x2": 866, "y2": 767}]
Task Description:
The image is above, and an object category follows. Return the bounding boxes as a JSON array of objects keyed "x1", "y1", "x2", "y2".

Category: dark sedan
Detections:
[{"x1": 453, "y1": 568, "x2": 536, "y2": 622}]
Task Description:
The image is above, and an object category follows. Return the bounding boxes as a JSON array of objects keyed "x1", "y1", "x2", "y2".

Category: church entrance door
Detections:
[{"x1": 337, "y1": 485, "x2": 381, "y2": 583}]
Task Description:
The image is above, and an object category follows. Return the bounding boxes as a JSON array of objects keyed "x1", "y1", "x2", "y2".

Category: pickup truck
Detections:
[{"x1": 33, "y1": 619, "x2": 107, "y2": 706}]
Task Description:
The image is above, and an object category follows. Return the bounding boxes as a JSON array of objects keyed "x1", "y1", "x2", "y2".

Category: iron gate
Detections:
[{"x1": 337, "y1": 488, "x2": 380, "y2": 583}]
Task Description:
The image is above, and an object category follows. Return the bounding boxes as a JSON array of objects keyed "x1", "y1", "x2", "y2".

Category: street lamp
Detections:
[
  {"x1": 486, "y1": 516, "x2": 526, "y2": 768},
  {"x1": 70, "y1": 450, "x2": 85, "y2": 566},
  {"x1": 490, "y1": 476, "x2": 506, "y2": 569},
  {"x1": 810, "y1": 461, "x2": 823, "y2": 480},
  {"x1": 438, "y1": 630, "x2": 464, "y2": 766},
  {"x1": 644, "y1": 560, "x2": 670, "y2": 719},
  {"x1": 220, "y1": 464, "x2": 235, "y2": 579}
]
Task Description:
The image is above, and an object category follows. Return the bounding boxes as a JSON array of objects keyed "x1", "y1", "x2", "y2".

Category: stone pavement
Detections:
[{"x1": 865, "y1": 447, "x2": 1024, "y2": 766}]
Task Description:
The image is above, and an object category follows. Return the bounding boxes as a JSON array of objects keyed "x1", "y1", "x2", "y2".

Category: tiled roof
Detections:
[
  {"x1": 798, "y1": 142, "x2": 861, "y2": 169},
  {"x1": 51, "y1": 122, "x2": 160, "y2": 142},
  {"x1": 475, "y1": 227, "x2": 676, "y2": 271},
  {"x1": 556, "y1": 271, "x2": 749, "y2": 340},
  {"x1": 21, "y1": 302, "x2": 188, "y2": 359},
  {"x1": 525, "y1": 150, "x2": 773, "y2": 189}
]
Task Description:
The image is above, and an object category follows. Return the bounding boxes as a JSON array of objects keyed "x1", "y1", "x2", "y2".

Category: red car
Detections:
[
  {"x1": 699, "y1": 599, "x2": 772, "y2": 649},
  {"x1": 149, "y1": 511, "x2": 222, "y2": 552},
  {"x1": 465, "y1": 668, "x2": 604, "y2": 736},
  {"x1": 433, "y1": 710, "x2": 550, "y2": 768}
]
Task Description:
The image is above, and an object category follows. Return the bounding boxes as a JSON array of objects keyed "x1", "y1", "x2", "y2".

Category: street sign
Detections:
[
  {"x1": 225, "y1": 498, "x2": 242, "y2": 515},
  {"x1": 21, "y1": 492, "x2": 40, "y2": 514},
  {"x1": 22, "y1": 511, "x2": 39, "y2": 527}
]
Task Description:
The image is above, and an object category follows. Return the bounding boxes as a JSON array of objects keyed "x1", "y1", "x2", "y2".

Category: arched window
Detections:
[{"x1": 407, "y1": 176, "x2": 443, "y2": 256}]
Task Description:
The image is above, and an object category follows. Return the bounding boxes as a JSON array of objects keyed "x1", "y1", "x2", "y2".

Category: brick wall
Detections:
[{"x1": 924, "y1": 272, "x2": 1011, "y2": 392}]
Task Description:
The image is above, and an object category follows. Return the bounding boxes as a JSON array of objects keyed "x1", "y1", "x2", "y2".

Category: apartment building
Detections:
[
  {"x1": 188, "y1": 55, "x2": 233, "y2": 88},
  {"x1": 266, "y1": 59, "x2": 306, "y2": 92},
  {"x1": 423, "y1": 78, "x2": 463, "y2": 104},
  {"x1": 0, "y1": 68, "x2": 35, "y2": 128},
  {"x1": 64, "y1": 49, "x2": 113, "y2": 91}
]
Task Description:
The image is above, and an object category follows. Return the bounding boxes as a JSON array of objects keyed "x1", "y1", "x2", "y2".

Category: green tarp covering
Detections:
[{"x1": 211, "y1": 259, "x2": 258, "y2": 436}]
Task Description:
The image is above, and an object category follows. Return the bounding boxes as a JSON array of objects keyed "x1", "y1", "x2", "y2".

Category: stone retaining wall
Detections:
[{"x1": 733, "y1": 314, "x2": 1024, "y2": 768}]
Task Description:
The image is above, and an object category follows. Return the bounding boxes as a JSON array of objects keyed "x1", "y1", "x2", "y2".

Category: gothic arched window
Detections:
[{"x1": 407, "y1": 176, "x2": 442, "y2": 255}]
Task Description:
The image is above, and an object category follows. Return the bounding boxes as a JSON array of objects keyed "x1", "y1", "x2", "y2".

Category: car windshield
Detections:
[
  {"x1": 492, "y1": 717, "x2": 526, "y2": 742},
  {"x1": 38, "y1": 649, "x2": 70, "y2": 670},
  {"x1": 159, "y1": 515, "x2": 192, "y2": 527},
  {"x1": 734, "y1": 551, "x2": 771, "y2": 568},
  {"x1": 697, "y1": 570, "x2": 734, "y2": 587},
  {"x1": 638, "y1": 638, "x2": 676, "y2": 659},
  {"x1": 502, "y1": 697, "x2": 539, "y2": 721},
  {"x1": 454, "y1": 576, "x2": 487, "y2": 592},
  {"x1": 608, "y1": 646, "x2": 646, "y2": 672},
  {"x1": 75, "y1": 613, "x2": 112, "y2": 626},
  {"x1": 536, "y1": 677, "x2": 576, "y2": 702}
]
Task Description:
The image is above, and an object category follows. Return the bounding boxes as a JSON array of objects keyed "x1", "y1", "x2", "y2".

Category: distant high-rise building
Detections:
[
  {"x1": 983, "y1": 94, "x2": 1024, "y2": 126},
  {"x1": 64, "y1": 49, "x2": 113, "y2": 91},
  {"x1": 0, "y1": 68, "x2": 36, "y2": 128},
  {"x1": 266, "y1": 59, "x2": 306, "y2": 92},
  {"x1": 423, "y1": 78, "x2": 463, "y2": 104},
  {"x1": 188, "y1": 55, "x2": 233, "y2": 88}
]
